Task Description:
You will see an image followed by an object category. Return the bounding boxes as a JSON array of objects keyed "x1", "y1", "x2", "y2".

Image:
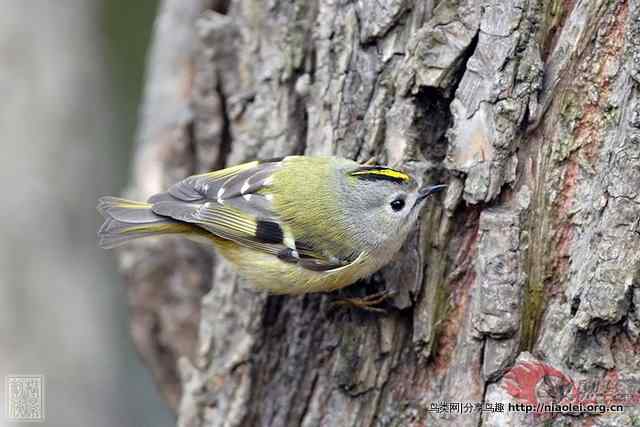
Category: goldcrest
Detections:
[{"x1": 97, "y1": 156, "x2": 445, "y2": 294}]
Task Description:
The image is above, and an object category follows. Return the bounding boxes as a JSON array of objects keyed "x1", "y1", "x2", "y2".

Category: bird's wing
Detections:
[{"x1": 148, "y1": 158, "x2": 352, "y2": 272}]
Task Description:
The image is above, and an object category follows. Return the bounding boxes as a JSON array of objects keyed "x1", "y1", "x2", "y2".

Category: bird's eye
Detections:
[{"x1": 390, "y1": 198, "x2": 405, "y2": 212}]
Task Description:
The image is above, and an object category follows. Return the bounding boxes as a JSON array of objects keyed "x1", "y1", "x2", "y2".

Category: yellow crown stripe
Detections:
[{"x1": 351, "y1": 169, "x2": 410, "y2": 182}]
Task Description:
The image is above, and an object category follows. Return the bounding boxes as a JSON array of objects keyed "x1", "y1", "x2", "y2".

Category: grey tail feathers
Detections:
[{"x1": 97, "y1": 196, "x2": 184, "y2": 249}]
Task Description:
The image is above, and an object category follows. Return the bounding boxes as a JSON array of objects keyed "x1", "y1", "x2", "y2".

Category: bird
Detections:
[{"x1": 97, "y1": 156, "x2": 445, "y2": 296}]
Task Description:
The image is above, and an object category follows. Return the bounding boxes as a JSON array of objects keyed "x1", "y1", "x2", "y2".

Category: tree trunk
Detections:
[{"x1": 121, "y1": 0, "x2": 640, "y2": 425}]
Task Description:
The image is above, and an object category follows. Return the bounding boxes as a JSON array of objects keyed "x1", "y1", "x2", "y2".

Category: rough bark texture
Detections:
[{"x1": 122, "y1": 0, "x2": 640, "y2": 425}]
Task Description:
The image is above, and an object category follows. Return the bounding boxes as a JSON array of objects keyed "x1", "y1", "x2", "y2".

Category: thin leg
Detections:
[{"x1": 330, "y1": 289, "x2": 396, "y2": 313}]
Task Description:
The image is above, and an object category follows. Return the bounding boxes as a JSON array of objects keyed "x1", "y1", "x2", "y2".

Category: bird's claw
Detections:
[{"x1": 330, "y1": 289, "x2": 396, "y2": 313}]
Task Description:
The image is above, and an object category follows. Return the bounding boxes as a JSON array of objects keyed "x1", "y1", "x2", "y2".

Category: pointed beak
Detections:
[{"x1": 416, "y1": 184, "x2": 447, "y2": 202}]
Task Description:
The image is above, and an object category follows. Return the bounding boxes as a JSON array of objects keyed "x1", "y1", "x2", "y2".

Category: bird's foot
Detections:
[{"x1": 330, "y1": 289, "x2": 396, "y2": 313}]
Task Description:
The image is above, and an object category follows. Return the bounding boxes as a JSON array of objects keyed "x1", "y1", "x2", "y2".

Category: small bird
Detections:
[{"x1": 97, "y1": 156, "x2": 445, "y2": 295}]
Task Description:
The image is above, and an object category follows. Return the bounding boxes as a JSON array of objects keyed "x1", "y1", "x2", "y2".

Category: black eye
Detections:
[{"x1": 390, "y1": 198, "x2": 405, "y2": 212}]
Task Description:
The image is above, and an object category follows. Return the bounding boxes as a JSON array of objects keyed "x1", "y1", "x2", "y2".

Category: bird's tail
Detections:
[{"x1": 97, "y1": 196, "x2": 195, "y2": 249}]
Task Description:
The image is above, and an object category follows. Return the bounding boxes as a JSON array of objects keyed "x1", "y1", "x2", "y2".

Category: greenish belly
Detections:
[{"x1": 215, "y1": 242, "x2": 373, "y2": 294}]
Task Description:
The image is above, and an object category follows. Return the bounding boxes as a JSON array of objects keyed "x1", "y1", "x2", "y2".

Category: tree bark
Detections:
[{"x1": 122, "y1": 0, "x2": 640, "y2": 425}]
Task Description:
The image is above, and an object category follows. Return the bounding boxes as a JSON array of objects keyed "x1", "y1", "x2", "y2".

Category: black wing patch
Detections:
[{"x1": 255, "y1": 220, "x2": 284, "y2": 244}]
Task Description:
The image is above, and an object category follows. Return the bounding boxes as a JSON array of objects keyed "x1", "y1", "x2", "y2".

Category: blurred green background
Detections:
[{"x1": 0, "y1": 1, "x2": 175, "y2": 426}]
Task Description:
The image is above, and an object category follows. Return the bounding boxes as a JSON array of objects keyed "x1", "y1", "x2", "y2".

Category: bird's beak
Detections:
[{"x1": 416, "y1": 184, "x2": 447, "y2": 202}]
